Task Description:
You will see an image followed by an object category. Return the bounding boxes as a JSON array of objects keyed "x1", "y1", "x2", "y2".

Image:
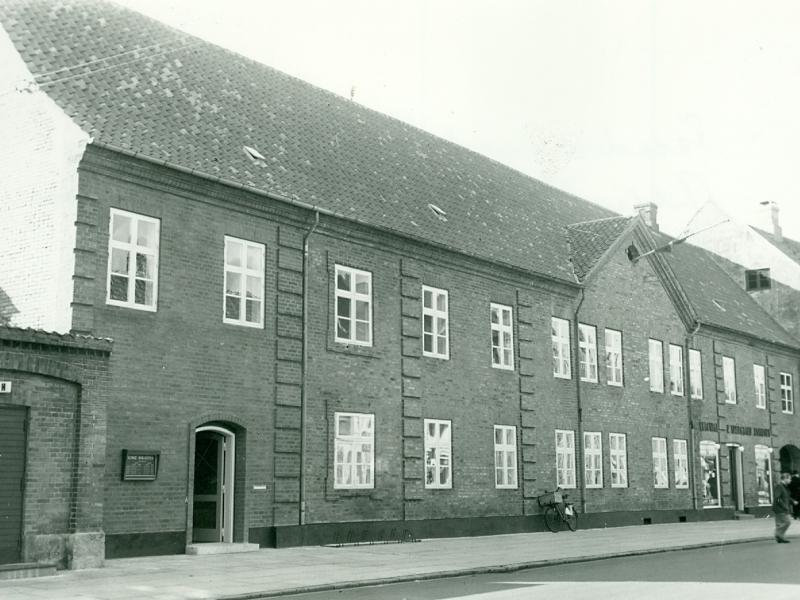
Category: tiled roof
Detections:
[
  {"x1": 657, "y1": 235, "x2": 800, "y2": 348},
  {"x1": 566, "y1": 216, "x2": 634, "y2": 282},
  {"x1": 0, "y1": 325, "x2": 113, "y2": 352},
  {"x1": 752, "y1": 227, "x2": 800, "y2": 264},
  {"x1": 0, "y1": 0, "x2": 616, "y2": 282}
]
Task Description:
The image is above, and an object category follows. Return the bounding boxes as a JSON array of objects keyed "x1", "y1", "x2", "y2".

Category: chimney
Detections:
[
  {"x1": 634, "y1": 202, "x2": 659, "y2": 232},
  {"x1": 758, "y1": 201, "x2": 783, "y2": 241}
]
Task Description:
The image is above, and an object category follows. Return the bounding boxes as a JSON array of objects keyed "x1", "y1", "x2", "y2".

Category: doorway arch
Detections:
[
  {"x1": 779, "y1": 445, "x2": 800, "y2": 474},
  {"x1": 192, "y1": 425, "x2": 235, "y2": 543}
]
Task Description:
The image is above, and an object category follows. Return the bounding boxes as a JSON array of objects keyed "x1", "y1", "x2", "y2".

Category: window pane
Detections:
[
  {"x1": 336, "y1": 317, "x2": 350, "y2": 339},
  {"x1": 134, "y1": 279, "x2": 152, "y2": 305},
  {"x1": 355, "y1": 300, "x2": 369, "y2": 321},
  {"x1": 245, "y1": 298, "x2": 260, "y2": 323},
  {"x1": 111, "y1": 248, "x2": 129, "y2": 275},
  {"x1": 337, "y1": 297, "x2": 351, "y2": 319},
  {"x1": 355, "y1": 273, "x2": 369, "y2": 294},
  {"x1": 112, "y1": 214, "x2": 132, "y2": 243},
  {"x1": 226, "y1": 272, "x2": 241, "y2": 296},
  {"x1": 355, "y1": 321, "x2": 369, "y2": 342},
  {"x1": 246, "y1": 245, "x2": 263, "y2": 271},
  {"x1": 227, "y1": 240, "x2": 243, "y2": 267},
  {"x1": 225, "y1": 294, "x2": 240, "y2": 319},
  {"x1": 423, "y1": 289, "x2": 432, "y2": 308},
  {"x1": 136, "y1": 253, "x2": 153, "y2": 278},
  {"x1": 246, "y1": 275, "x2": 262, "y2": 300},
  {"x1": 109, "y1": 274, "x2": 128, "y2": 301},
  {"x1": 436, "y1": 293, "x2": 446, "y2": 312},
  {"x1": 336, "y1": 270, "x2": 350, "y2": 291},
  {"x1": 137, "y1": 220, "x2": 156, "y2": 247}
]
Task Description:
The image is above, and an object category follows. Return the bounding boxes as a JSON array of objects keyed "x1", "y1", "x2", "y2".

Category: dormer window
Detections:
[{"x1": 745, "y1": 268, "x2": 771, "y2": 291}]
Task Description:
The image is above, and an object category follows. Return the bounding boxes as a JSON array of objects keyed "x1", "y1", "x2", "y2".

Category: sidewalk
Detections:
[{"x1": 0, "y1": 519, "x2": 777, "y2": 600}]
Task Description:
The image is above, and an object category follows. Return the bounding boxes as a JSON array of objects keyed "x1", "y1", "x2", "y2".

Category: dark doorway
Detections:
[
  {"x1": 779, "y1": 445, "x2": 800, "y2": 474},
  {"x1": 0, "y1": 405, "x2": 26, "y2": 564},
  {"x1": 192, "y1": 426, "x2": 234, "y2": 543}
]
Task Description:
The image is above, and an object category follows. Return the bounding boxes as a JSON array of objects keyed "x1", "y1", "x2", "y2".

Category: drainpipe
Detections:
[
  {"x1": 299, "y1": 211, "x2": 320, "y2": 526},
  {"x1": 573, "y1": 288, "x2": 587, "y2": 514},
  {"x1": 685, "y1": 321, "x2": 701, "y2": 511}
]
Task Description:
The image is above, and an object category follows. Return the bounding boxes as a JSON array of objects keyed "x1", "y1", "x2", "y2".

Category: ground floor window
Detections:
[
  {"x1": 652, "y1": 437, "x2": 668, "y2": 488},
  {"x1": 700, "y1": 441, "x2": 720, "y2": 507},
  {"x1": 609, "y1": 433, "x2": 628, "y2": 488},
  {"x1": 425, "y1": 419, "x2": 452, "y2": 489},
  {"x1": 555, "y1": 429, "x2": 576, "y2": 488},
  {"x1": 673, "y1": 439, "x2": 689, "y2": 489},
  {"x1": 494, "y1": 425, "x2": 517, "y2": 488},
  {"x1": 334, "y1": 412, "x2": 374, "y2": 489},
  {"x1": 755, "y1": 445, "x2": 773, "y2": 506},
  {"x1": 584, "y1": 431, "x2": 602, "y2": 488}
]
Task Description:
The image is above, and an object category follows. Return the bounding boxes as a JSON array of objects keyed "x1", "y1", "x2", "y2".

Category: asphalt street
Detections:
[{"x1": 281, "y1": 540, "x2": 800, "y2": 600}]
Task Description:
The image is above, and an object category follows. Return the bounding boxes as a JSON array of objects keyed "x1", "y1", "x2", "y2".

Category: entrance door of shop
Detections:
[
  {"x1": 192, "y1": 426, "x2": 235, "y2": 543},
  {"x1": 728, "y1": 445, "x2": 744, "y2": 511},
  {"x1": 0, "y1": 405, "x2": 26, "y2": 565}
]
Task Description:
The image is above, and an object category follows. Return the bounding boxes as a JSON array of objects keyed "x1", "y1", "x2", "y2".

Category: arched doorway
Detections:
[
  {"x1": 779, "y1": 445, "x2": 800, "y2": 474},
  {"x1": 192, "y1": 425, "x2": 235, "y2": 543}
]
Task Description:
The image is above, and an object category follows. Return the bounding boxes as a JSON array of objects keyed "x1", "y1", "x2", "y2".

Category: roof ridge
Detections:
[{"x1": 567, "y1": 215, "x2": 632, "y2": 228}]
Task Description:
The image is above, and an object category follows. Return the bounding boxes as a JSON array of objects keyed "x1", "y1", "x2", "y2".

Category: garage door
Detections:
[{"x1": 0, "y1": 405, "x2": 26, "y2": 565}]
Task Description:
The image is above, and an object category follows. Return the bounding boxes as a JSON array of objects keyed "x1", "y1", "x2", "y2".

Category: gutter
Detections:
[
  {"x1": 87, "y1": 141, "x2": 583, "y2": 292},
  {"x1": 684, "y1": 320, "x2": 701, "y2": 511},
  {"x1": 572, "y1": 288, "x2": 586, "y2": 514},
  {"x1": 299, "y1": 211, "x2": 320, "y2": 526}
]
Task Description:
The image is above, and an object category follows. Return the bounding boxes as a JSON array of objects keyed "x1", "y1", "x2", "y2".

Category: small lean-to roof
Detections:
[
  {"x1": 0, "y1": 0, "x2": 616, "y2": 283},
  {"x1": 566, "y1": 216, "x2": 634, "y2": 282},
  {"x1": 657, "y1": 235, "x2": 800, "y2": 348},
  {"x1": 752, "y1": 227, "x2": 800, "y2": 264},
  {"x1": 0, "y1": 325, "x2": 113, "y2": 352}
]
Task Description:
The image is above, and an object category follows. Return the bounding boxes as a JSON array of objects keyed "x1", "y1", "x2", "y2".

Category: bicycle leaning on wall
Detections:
[{"x1": 536, "y1": 488, "x2": 578, "y2": 532}]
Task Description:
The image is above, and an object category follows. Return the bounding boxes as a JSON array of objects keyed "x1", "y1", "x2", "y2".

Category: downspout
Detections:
[
  {"x1": 573, "y1": 288, "x2": 587, "y2": 514},
  {"x1": 299, "y1": 211, "x2": 320, "y2": 526},
  {"x1": 685, "y1": 320, "x2": 701, "y2": 511}
]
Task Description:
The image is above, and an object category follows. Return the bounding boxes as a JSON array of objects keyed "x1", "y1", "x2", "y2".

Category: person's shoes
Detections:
[{"x1": 777, "y1": 538, "x2": 791, "y2": 543}]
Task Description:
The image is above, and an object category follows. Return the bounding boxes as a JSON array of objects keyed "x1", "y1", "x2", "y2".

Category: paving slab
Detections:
[{"x1": 0, "y1": 519, "x2": 778, "y2": 600}]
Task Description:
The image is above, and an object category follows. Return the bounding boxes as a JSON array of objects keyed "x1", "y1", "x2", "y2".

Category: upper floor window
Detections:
[
  {"x1": 422, "y1": 286, "x2": 449, "y2": 359},
  {"x1": 689, "y1": 349, "x2": 703, "y2": 399},
  {"x1": 722, "y1": 356, "x2": 737, "y2": 404},
  {"x1": 673, "y1": 439, "x2": 689, "y2": 489},
  {"x1": 107, "y1": 209, "x2": 159, "y2": 310},
  {"x1": 494, "y1": 425, "x2": 518, "y2": 489},
  {"x1": 223, "y1": 236, "x2": 264, "y2": 327},
  {"x1": 584, "y1": 431, "x2": 603, "y2": 489},
  {"x1": 552, "y1": 317, "x2": 571, "y2": 379},
  {"x1": 490, "y1": 303, "x2": 514, "y2": 370},
  {"x1": 605, "y1": 328, "x2": 623, "y2": 386},
  {"x1": 335, "y1": 265, "x2": 372, "y2": 346},
  {"x1": 745, "y1": 268, "x2": 771, "y2": 291},
  {"x1": 781, "y1": 373, "x2": 794, "y2": 414},
  {"x1": 334, "y1": 412, "x2": 374, "y2": 489},
  {"x1": 609, "y1": 433, "x2": 628, "y2": 488},
  {"x1": 648, "y1": 339, "x2": 664, "y2": 393},
  {"x1": 669, "y1": 344, "x2": 684, "y2": 396},
  {"x1": 555, "y1": 429, "x2": 576, "y2": 489},
  {"x1": 578, "y1": 323, "x2": 598, "y2": 382},
  {"x1": 754, "y1": 364, "x2": 766, "y2": 409},
  {"x1": 425, "y1": 419, "x2": 452, "y2": 489},
  {"x1": 652, "y1": 437, "x2": 669, "y2": 488}
]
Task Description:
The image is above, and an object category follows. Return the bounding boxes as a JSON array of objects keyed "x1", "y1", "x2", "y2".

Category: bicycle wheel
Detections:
[
  {"x1": 564, "y1": 507, "x2": 578, "y2": 531},
  {"x1": 543, "y1": 505, "x2": 561, "y2": 532}
]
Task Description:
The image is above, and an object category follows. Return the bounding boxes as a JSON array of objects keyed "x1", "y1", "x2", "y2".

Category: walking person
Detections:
[
  {"x1": 789, "y1": 471, "x2": 800, "y2": 519},
  {"x1": 774, "y1": 471, "x2": 796, "y2": 543}
]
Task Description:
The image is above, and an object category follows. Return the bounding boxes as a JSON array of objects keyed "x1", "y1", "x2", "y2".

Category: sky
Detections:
[{"x1": 117, "y1": 0, "x2": 800, "y2": 240}]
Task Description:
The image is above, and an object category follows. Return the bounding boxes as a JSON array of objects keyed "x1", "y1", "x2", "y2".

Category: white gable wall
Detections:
[{"x1": 0, "y1": 28, "x2": 90, "y2": 332}]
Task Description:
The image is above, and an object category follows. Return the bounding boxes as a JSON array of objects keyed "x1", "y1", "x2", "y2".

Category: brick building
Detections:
[{"x1": 1, "y1": 0, "x2": 799, "y2": 565}]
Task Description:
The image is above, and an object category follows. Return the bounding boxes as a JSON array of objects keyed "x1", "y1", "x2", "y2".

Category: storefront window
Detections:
[
  {"x1": 700, "y1": 441, "x2": 720, "y2": 507},
  {"x1": 755, "y1": 445, "x2": 773, "y2": 506}
]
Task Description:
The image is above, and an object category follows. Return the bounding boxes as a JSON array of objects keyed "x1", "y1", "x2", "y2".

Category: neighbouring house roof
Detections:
[
  {"x1": 0, "y1": 325, "x2": 113, "y2": 352},
  {"x1": 0, "y1": 0, "x2": 615, "y2": 283},
  {"x1": 566, "y1": 216, "x2": 634, "y2": 282},
  {"x1": 752, "y1": 227, "x2": 800, "y2": 264}
]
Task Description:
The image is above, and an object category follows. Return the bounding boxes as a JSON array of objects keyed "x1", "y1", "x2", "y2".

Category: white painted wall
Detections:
[{"x1": 0, "y1": 28, "x2": 90, "y2": 332}]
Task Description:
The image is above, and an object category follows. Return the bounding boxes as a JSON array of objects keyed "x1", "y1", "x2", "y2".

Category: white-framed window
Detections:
[
  {"x1": 605, "y1": 328, "x2": 623, "y2": 386},
  {"x1": 689, "y1": 349, "x2": 703, "y2": 399},
  {"x1": 223, "y1": 236, "x2": 265, "y2": 327},
  {"x1": 652, "y1": 437, "x2": 668, "y2": 488},
  {"x1": 552, "y1": 317, "x2": 571, "y2": 379},
  {"x1": 555, "y1": 429, "x2": 576, "y2": 488},
  {"x1": 422, "y1": 286, "x2": 449, "y2": 359},
  {"x1": 673, "y1": 439, "x2": 689, "y2": 489},
  {"x1": 424, "y1": 419, "x2": 452, "y2": 489},
  {"x1": 494, "y1": 425, "x2": 517, "y2": 489},
  {"x1": 335, "y1": 265, "x2": 372, "y2": 346},
  {"x1": 700, "y1": 441, "x2": 720, "y2": 507},
  {"x1": 722, "y1": 356, "x2": 736, "y2": 404},
  {"x1": 609, "y1": 433, "x2": 628, "y2": 488},
  {"x1": 333, "y1": 412, "x2": 374, "y2": 489},
  {"x1": 584, "y1": 431, "x2": 603, "y2": 489},
  {"x1": 490, "y1": 303, "x2": 514, "y2": 370},
  {"x1": 107, "y1": 208, "x2": 159, "y2": 310},
  {"x1": 578, "y1": 323, "x2": 598, "y2": 382},
  {"x1": 755, "y1": 445, "x2": 773, "y2": 506},
  {"x1": 669, "y1": 344, "x2": 684, "y2": 396},
  {"x1": 754, "y1": 364, "x2": 766, "y2": 409},
  {"x1": 648, "y1": 339, "x2": 664, "y2": 393},
  {"x1": 781, "y1": 372, "x2": 794, "y2": 414}
]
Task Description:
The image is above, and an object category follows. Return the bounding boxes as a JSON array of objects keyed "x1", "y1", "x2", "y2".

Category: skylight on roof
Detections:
[
  {"x1": 712, "y1": 299, "x2": 726, "y2": 312},
  {"x1": 243, "y1": 145, "x2": 266, "y2": 161},
  {"x1": 428, "y1": 203, "x2": 447, "y2": 222}
]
